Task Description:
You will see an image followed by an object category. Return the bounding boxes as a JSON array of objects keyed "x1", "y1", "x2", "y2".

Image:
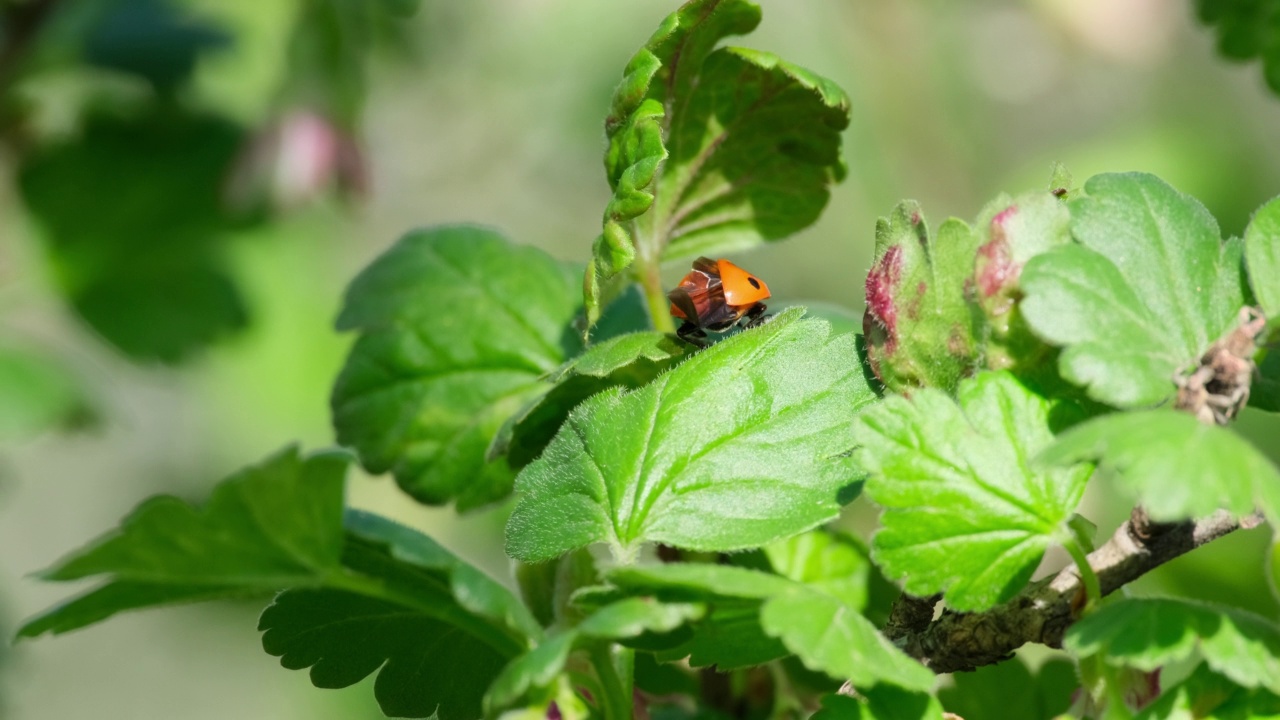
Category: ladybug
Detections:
[{"x1": 667, "y1": 257, "x2": 771, "y2": 346}]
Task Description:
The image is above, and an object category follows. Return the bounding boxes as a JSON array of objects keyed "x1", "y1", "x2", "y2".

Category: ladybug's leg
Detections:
[
  {"x1": 743, "y1": 303, "x2": 769, "y2": 329},
  {"x1": 676, "y1": 322, "x2": 708, "y2": 348}
]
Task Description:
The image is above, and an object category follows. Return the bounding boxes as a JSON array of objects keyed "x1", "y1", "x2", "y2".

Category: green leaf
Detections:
[
  {"x1": 607, "y1": 564, "x2": 794, "y2": 670},
  {"x1": 937, "y1": 657, "x2": 1077, "y2": 720},
  {"x1": 489, "y1": 331, "x2": 687, "y2": 469},
  {"x1": 1065, "y1": 598, "x2": 1280, "y2": 695},
  {"x1": 584, "y1": 0, "x2": 850, "y2": 329},
  {"x1": 262, "y1": 511, "x2": 538, "y2": 720},
  {"x1": 485, "y1": 597, "x2": 703, "y2": 714},
  {"x1": 652, "y1": 47, "x2": 851, "y2": 261},
  {"x1": 332, "y1": 225, "x2": 582, "y2": 510},
  {"x1": 605, "y1": 562, "x2": 930, "y2": 687},
  {"x1": 1040, "y1": 409, "x2": 1280, "y2": 525},
  {"x1": 1138, "y1": 662, "x2": 1280, "y2": 720},
  {"x1": 261, "y1": 589, "x2": 510, "y2": 720},
  {"x1": 19, "y1": 107, "x2": 250, "y2": 363},
  {"x1": 1252, "y1": 348, "x2": 1280, "y2": 417},
  {"x1": 85, "y1": 0, "x2": 230, "y2": 92},
  {"x1": 1195, "y1": 0, "x2": 1280, "y2": 95},
  {"x1": 862, "y1": 203, "x2": 983, "y2": 393},
  {"x1": 1246, "y1": 195, "x2": 1280, "y2": 325},
  {"x1": 854, "y1": 371, "x2": 1091, "y2": 611},
  {"x1": 761, "y1": 586, "x2": 936, "y2": 692},
  {"x1": 971, "y1": 190, "x2": 1072, "y2": 375},
  {"x1": 1021, "y1": 173, "x2": 1247, "y2": 408},
  {"x1": 0, "y1": 343, "x2": 95, "y2": 439},
  {"x1": 585, "y1": 0, "x2": 760, "y2": 326},
  {"x1": 763, "y1": 527, "x2": 872, "y2": 612},
  {"x1": 812, "y1": 687, "x2": 944, "y2": 720},
  {"x1": 342, "y1": 510, "x2": 542, "y2": 643},
  {"x1": 505, "y1": 308, "x2": 873, "y2": 562},
  {"x1": 18, "y1": 446, "x2": 348, "y2": 637}
]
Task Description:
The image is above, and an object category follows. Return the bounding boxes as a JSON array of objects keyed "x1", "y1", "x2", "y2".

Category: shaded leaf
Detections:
[
  {"x1": 1065, "y1": 598, "x2": 1280, "y2": 695},
  {"x1": 18, "y1": 446, "x2": 347, "y2": 637},
  {"x1": 584, "y1": 0, "x2": 849, "y2": 331},
  {"x1": 1195, "y1": 0, "x2": 1280, "y2": 95},
  {"x1": 261, "y1": 589, "x2": 509, "y2": 719},
  {"x1": 20, "y1": 107, "x2": 250, "y2": 362},
  {"x1": 332, "y1": 225, "x2": 582, "y2": 510},
  {"x1": 1021, "y1": 173, "x2": 1247, "y2": 408},
  {"x1": 1137, "y1": 662, "x2": 1280, "y2": 720},
  {"x1": 506, "y1": 308, "x2": 872, "y2": 562},
  {"x1": 262, "y1": 511, "x2": 538, "y2": 719},
  {"x1": 854, "y1": 371, "x2": 1091, "y2": 611},
  {"x1": 584, "y1": 0, "x2": 760, "y2": 326},
  {"x1": 812, "y1": 688, "x2": 944, "y2": 720},
  {"x1": 485, "y1": 597, "x2": 703, "y2": 714},
  {"x1": 1039, "y1": 409, "x2": 1280, "y2": 525},
  {"x1": 938, "y1": 657, "x2": 1077, "y2": 720},
  {"x1": 86, "y1": 0, "x2": 230, "y2": 91}
]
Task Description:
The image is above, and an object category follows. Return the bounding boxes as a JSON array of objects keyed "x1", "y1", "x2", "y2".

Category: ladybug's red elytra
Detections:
[{"x1": 667, "y1": 257, "x2": 771, "y2": 346}]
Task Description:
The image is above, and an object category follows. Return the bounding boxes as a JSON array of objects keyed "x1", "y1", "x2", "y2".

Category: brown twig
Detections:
[{"x1": 885, "y1": 509, "x2": 1261, "y2": 674}]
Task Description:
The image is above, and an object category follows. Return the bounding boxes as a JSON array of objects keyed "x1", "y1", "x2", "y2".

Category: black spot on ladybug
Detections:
[{"x1": 748, "y1": 277, "x2": 761, "y2": 289}]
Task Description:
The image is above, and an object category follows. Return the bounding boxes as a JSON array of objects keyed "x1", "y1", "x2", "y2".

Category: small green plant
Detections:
[{"x1": 17, "y1": 1, "x2": 1280, "y2": 718}]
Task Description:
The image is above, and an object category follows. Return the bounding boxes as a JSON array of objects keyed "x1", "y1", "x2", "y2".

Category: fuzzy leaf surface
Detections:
[
  {"x1": 654, "y1": 46, "x2": 851, "y2": 261},
  {"x1": 584, "y1": 0, "x2": 759, "y2": 326},
  {"x1": 1021, "y1": 173, "x2": 1246, "y2": 407},
  {"x1": 1065, "y1": 598, "x2": 1280, "y2": 695},
  {"x1": 1040, "y1": 409, "x2": 1280, "y2": 524},
  {"x1": 506, "y1": 309, "x2": 872, "y2": 562},
  {"x1": 18, "y1": 446, "x2": 347, "y2": 637},
  {"x1": 489, "y1": 331, "x2": 687, "y2": 469},
  {"x1": 332, "y1": 225, "x2": 581, "y2": 510},
  {"x1": 862, "y1": 203, "x2": 982, "y2": 393},
  {"x1": 855, "y1": 371, "x2": 1090, "y2": 611},
  {"x1": 1246, "y1": 195, "x2": 1280, "y2": 325},
  {"x1": 585, "y1": 0, "x2": 849, "y2": 327}
]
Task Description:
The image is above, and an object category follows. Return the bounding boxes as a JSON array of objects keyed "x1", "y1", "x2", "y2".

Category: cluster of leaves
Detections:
[
  {"x1": 17, "y1": 1, "x2": 1280, "y2": 719},
  {"x1": 1195, "y1": 0, "x2": 1280, "y2": 95},
  {"x1": 0, "y1": 0, "x2": 418, "y2": 369}
]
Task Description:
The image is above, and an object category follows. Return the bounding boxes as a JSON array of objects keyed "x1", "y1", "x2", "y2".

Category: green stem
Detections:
[
  {"x1": 1065, "y1": 537, "x2": 1102, "y2": 611},
  {"x1": 638, "y1": 260, "x2": 676, "y2": 334},
  {"x1": 588, "y1": 643, "x2": 633, "y2": 720}
]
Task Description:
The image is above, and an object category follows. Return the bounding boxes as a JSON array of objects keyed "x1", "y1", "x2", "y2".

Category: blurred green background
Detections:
[{"x1": 2, "y1": 0, "x2": 1279, "y2": 717}]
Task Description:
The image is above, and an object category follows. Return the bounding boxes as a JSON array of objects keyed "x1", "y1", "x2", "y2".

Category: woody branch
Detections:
[{"x1": 885, "y1": 509, "x2": 1264, "y2": 675}]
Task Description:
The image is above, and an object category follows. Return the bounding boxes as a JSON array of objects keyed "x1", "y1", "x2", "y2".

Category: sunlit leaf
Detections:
[
  {"x1": 1021, "y1": 173, "x2": 1247, "y2": 407},
  {"x1": 1040, "y1": 409, "x2": 1280, "y2": 525},
  {"x1": 332, "y1": 225, "x2": 582, "y2": 510},
  {"x1": 855, "y1": 371, "x2": 1091, "y2": 611},
  {"x1": 506, "y1": 308, "x2": 872, "y2": 562}
]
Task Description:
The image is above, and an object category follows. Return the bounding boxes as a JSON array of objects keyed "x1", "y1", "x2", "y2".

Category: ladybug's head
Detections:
[{"x1": 716, "y1": 259, "x2": 771, "y2": 307}]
